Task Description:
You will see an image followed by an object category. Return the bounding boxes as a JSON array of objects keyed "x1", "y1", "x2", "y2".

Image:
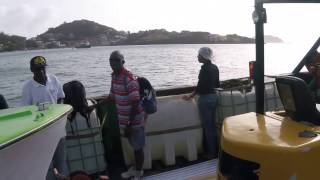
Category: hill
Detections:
[
  {"x1": 0, "y1": 33, "x2": 26, "y2": 52},
  {"x1": 37, "y1": 19, "x2": 127, "y2": 47},
  {"x1": 0, "y1": 19, "x2": 284, "y2": 52},
  {"x1": 34, "y1": 20, "x2": 257, "y2": 46},
  {"x1": 118, "y1": 30, "x2": 255, "y2": 45},
  {"x1": 264, "y1": 35, "x2": 283, "y2": 43},
  {"x1": 35, "y1": 20, "x2": 258, "y2": 47}
]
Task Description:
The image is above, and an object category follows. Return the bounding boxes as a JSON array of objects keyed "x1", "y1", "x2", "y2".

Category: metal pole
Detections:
[{"x1": 254, "y1": 2, "x2": 265, "y2": 114}]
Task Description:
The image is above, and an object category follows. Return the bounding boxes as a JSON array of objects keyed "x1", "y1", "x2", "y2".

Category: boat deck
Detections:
[{"x1": 143, "y1": 159, "x2": 217, "y2": 180}]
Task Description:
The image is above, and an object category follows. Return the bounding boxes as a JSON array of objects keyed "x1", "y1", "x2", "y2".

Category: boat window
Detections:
[{"x1": 301, "y1": 66, "x2": 308, "y2": 72}]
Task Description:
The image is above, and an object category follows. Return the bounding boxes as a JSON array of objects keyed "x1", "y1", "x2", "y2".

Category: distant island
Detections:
[
  {"x1": 264, "y1": 35, "x2": 283, "y2": 43},
  {"x1": 0, "y1": 19, "x2": 283, "y2": 52}
]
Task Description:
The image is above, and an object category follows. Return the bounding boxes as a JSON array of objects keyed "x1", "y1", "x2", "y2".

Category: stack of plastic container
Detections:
[
  {"x1": 121, "y1": 94, "x2": 203, "y2": 169},
  {"x1": 217, "y1": 82, "x2": 283, "y2": 124}
]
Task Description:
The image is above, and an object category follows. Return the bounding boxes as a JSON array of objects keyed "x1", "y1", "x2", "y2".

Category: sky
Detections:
[{"x1": 0, "y1": 0, "x2": 319, "y2": 43}]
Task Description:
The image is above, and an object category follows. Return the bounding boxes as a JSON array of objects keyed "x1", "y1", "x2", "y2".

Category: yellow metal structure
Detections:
[{"x1": 219, "y1": 112, "x2": 320, "y2": 180}]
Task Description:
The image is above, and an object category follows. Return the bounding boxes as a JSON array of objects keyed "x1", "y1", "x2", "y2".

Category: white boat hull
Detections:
[{"x1": 0, "y1": 114, "x2": 67, "y2": 180}]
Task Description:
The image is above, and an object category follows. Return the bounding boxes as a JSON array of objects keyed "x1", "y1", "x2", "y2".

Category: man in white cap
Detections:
[
  {"x1": 183, "y1": 47, "x2": 220, "y2": 159},
  {"x1": 21, "y1": 56, "x2": 67, "y2": 180}
]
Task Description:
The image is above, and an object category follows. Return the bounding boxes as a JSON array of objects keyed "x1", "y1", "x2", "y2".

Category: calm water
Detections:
[{"x1": 0, "y1": 43, "x2": 309, "y2": 107}]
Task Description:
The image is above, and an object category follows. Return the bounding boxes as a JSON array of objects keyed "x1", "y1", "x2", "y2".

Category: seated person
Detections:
[
  {"x1": 21, "y1": 56, "x2": 66, "y2": 180},
  {"x1": 306, "y1": 52, "x2": 320, "y2": 101}
]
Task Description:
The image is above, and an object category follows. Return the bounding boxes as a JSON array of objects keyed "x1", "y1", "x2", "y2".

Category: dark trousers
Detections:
[{"x1": 197, "y1": 94, "x2": 219, "y2": 156}]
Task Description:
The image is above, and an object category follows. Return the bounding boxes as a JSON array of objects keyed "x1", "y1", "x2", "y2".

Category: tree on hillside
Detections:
[{"x1": 0, "y1": 33, "x2": 26, "y2": 51}]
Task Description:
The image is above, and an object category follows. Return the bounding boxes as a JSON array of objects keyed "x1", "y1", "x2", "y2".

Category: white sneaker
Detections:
[
  {"x1": 121, "y1": 166, "x2": 143, "y2": 179},
  {"x1": 132, "y1": 175, "x2": 142, "y2": 180},
  {"x1": 132, "y1": 171, "x2": 143, "y2": 180},
  {"x1": 121, "y1": 166, "x2": 135, "y2": 179}
]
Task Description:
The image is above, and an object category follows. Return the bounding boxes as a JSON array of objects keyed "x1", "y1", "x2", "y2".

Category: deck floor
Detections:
[{"x1": 143, "y1": 159, "x2": 217, "y2": 180}]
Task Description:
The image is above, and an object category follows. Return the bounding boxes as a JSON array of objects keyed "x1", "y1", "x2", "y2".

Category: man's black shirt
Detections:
[{"x1": 196, "y1": 62, "x2": 220, "y2": 95}]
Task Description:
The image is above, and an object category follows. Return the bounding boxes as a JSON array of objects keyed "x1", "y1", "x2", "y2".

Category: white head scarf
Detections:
[{"x1": 198, "y1": 47, "x2": 213, "y2": 61}]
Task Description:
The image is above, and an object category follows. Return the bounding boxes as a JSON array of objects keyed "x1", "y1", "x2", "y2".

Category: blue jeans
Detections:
[{"x1": 197, "y1": 94, "x2": 219, "y2": 156}]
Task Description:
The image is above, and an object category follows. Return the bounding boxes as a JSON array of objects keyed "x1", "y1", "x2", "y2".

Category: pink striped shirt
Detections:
[{"x1": 109, "y1": 68, "x2": 144, "y2": 128}]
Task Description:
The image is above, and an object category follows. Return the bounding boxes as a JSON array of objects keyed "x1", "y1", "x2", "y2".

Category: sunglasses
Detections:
[
  {"x1": 33, "y1": 66, "x2": 46, "y2": 71},
  {"x1": 109, "y1": 58, "x2": 122, "y2": 61}
]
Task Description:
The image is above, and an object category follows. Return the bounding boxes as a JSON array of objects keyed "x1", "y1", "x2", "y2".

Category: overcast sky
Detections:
[{"x1": 0, "y1": 0, "x2": 319, "y2": 42}]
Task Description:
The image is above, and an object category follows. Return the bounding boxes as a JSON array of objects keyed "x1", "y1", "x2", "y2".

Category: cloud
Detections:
[
  {"x1": 0, "y1": 0, "x2": 319, "y2": 42},
  {"x1": 0, "y1": 4, "x2": 57, "y2": 37},
  {"x1": 0, "y1": 0, "x2": 256, "y2": 38},
  {"x1": 26, "y1": 7, "x2": 59, "y2": 37},
  {"x1": 0, "y1": 4, "x2": 32, "y2": 36}
]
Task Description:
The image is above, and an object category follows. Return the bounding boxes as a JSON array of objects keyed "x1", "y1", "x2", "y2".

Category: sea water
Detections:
[{"x1": 0, "y1": 43, "x2": 310, "y2": 107}]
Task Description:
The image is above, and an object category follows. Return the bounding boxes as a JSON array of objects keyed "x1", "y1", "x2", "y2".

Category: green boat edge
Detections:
[{"x1": 0, "y1": 104, "x2": 72, "y2": 150}]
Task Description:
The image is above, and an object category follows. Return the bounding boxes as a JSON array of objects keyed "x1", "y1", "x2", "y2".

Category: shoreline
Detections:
[{"x1": 0, "y1": 42, "x2": 286, "y2": 54}]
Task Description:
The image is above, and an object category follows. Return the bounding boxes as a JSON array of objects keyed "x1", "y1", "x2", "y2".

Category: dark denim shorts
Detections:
[{"x1": 128, "y1": 127, "x2": 145, "y2": 150}]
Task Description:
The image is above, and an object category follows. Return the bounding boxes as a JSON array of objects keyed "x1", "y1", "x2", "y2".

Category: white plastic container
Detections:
[
  {"x1": 217, "y1": 82, "x2": 283, "y2": 123},
  {"x1": 121, "y1": 94, "x2": 203, "y2": 169}
]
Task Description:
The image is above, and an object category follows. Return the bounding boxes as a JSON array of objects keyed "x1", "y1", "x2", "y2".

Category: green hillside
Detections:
[{"x1": 0, "y1": 19, "x2": 283, "y2": 52}]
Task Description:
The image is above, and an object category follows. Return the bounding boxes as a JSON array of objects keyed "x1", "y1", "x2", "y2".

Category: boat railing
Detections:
[
  {"x1": 90, "y1": 77, "x2": 284, "y2": 138},
  {"x1": 84, "y1": 77, "x2": 284, "y2": 175}
]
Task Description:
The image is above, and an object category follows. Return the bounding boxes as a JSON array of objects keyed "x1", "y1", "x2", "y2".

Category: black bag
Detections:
[
  {"x1": 63, "y1": 80, "x2": 90, "y2": 128},
  {"x1": 137, "y1": 77, "x2": 157, "y2": 114},
  {"x1": 0, "y1": 94, "x2": 8, "y2": 110}
]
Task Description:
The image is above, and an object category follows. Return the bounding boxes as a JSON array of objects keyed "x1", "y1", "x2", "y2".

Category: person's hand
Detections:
[
  {"x1": 124, "y1": 126, "x2": 133, "y2": 137},
  {"x1": 53, "y1": 168, "x2": 68, "y2": 180},
  {"x1": 89, "y1": 97, "x2": 113, "y2": 111},
  {"x1": 182, "y1": 95, "x2": 192, "y2": 101},
  {"x1": 309, "y1": 65, "x2": 316, "y2": 74},
  {"x1": 86, "y1": 105, "x2": 95, "y2": 113}
]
